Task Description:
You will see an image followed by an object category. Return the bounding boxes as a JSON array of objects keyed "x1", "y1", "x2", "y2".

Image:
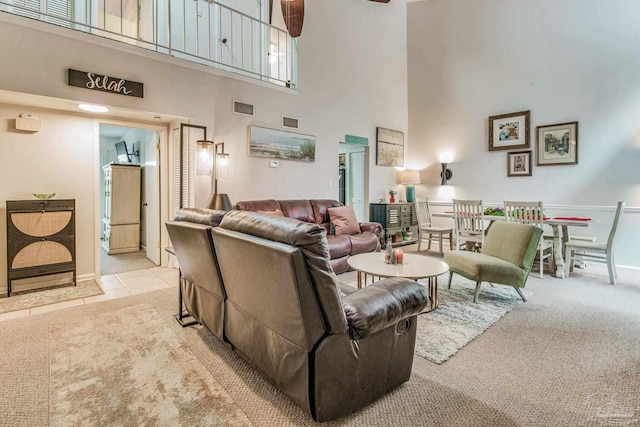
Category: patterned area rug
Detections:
[
  {"x1": 415, "y1": 276, "x2": 530, "y2": 364},
  {"x1": 0, "y1": 280, "x2": 103, "y2": 314},
  {"x1": 50, "y1": 304, "x2": 252, "y2": 426}
]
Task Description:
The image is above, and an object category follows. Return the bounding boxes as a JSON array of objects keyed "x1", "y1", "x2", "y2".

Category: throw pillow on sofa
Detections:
[{"x1": 328, "y1": 206, "x2": 360, "y2": 235}]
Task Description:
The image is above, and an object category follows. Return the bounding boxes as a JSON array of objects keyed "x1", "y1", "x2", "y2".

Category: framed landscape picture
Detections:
[
  {"x1": 248, "y1": 125, "x2": 316, "y2": 162},
  {"x1": 507, "y1": 150, "x2": 532, "y2": 177},
  {"x1": 376, "y1": 127, "x2": 404, "y2": 167},
  {"x1": 536, "y1": 121, "x2": 578, "y2": 166},
  {"x1": 488, "y1": 110, "x2": 531, "y2": 151}
]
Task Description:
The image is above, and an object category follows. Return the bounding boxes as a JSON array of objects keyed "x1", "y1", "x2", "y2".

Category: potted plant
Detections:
[{"x1": 388, "y1": 189, "x2": 397, "y2": 203}]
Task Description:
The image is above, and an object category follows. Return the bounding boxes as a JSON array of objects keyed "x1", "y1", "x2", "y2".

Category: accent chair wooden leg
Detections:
[
  {"x1": 514, "y1": 286, "x2": 527, "y2": 302},
  {"x1": 448, "y1": 271, "x2": 453, "y2": 289},
  {"x1": 449, "y1": 232, "x2": 453, "y2": 250},
  {"x1": 473, "y1": 281, "x2": 482, "y2": 303}
]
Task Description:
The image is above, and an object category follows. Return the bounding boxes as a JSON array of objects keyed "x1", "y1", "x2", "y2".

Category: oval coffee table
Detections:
[{"x1": 347, "y1": 252, "x2": 449, "y2": 313}]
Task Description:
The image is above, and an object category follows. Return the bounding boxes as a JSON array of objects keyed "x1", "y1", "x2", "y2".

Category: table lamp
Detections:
[{"x1": 399, "y1": 170, "x2": 420, "y2": 203}]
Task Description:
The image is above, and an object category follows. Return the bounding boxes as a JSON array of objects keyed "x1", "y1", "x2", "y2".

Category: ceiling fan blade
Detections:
[
  {"x1": 369, "y1": 0, "x2": 391, "y2": 3},
  {"x1": 281, "y1": 0, "x2": 304, "y2": 38}
]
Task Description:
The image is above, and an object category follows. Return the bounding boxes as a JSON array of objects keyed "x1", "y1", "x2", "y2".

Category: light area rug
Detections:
[
  {"x1": 49, "y1": 303, "x2": 252, "y2": 426},
  {"x1": 415, "y1": 276, "x2": 530, "y2": 364},
  {"x1": 0, "y1": 280, "x2": 103, "y2": 314}
]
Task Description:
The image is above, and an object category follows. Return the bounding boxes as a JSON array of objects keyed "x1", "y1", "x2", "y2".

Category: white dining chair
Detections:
[
  {"x1": 504, "y1": 200, "x2": 554, "y2": 278},
  {"x1": 564, "y1": 201, "x2": 625, "y2": 284},
  {"x1": 452, "y1": 199, "x2": 484, "y2": 251},
  {"x1": 414, "y1": 198, "x2": 453, "y2": 256}
]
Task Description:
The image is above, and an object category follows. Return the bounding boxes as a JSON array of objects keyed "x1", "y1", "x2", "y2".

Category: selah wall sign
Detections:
[{"x1": 68, "y1": 69, "x2": 144, "y2": 98}]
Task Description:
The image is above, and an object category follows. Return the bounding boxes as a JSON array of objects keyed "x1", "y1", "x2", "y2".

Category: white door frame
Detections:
[{"x1": 94, "y1": 118, "x2": 170, "y2": 277}]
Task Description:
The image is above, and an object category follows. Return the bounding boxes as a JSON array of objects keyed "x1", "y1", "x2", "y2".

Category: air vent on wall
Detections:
[
  {"x1": 232, "y1": 100, "x2": 254, "y2": 117},
  {"x1": 282, "y1": 116, "x2": 299, "y2": 129}
]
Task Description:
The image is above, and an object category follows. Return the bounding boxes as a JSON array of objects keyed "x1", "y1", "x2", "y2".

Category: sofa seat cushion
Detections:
[
  {"x1": 348, "y1": 232, "x2": 380, "y2": 255},
  {"x1": 444, "y1": 251, "x2": 527, "y2": 287},
  {"x1": 326, "y1": 235, "x2": 351, "y2": 259}
]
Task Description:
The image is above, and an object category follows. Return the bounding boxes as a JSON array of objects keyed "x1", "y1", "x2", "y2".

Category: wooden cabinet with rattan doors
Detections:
[
  {"x1": 6, "y1": 199, "x2": 76, "y2": 297},
  {"x1": 102, "y1": 163, "x2": 141, "y2": 255}
]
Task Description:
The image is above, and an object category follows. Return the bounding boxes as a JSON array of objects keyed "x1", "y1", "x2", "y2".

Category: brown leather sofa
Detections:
[
  {"x1": 166, "y1": 209, "x2": 429, "y2": 422},
  {"x1": 234, "y1": 199, "x2": 382, "y2": 274}
]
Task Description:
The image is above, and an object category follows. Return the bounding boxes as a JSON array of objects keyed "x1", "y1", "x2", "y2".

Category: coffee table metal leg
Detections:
[{"x1": 420, "y1": 276, "x2": 439, "y2": 314}]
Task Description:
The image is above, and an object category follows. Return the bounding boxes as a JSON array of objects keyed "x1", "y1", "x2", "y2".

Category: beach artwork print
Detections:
[{"x1": 249, "y1": 126, "x2": 316, "y2": 162}]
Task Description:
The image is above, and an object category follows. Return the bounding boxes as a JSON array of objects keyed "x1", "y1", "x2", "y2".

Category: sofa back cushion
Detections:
[
  {"x1": 235, "y1": 199, "x2": 280, "y2": 212},
  {"x1": 277, "y1": 200, "x2": 316, "y2": 223},
  {"x1": 216, "y1": 210, "x2": 348, "y2": 335}
]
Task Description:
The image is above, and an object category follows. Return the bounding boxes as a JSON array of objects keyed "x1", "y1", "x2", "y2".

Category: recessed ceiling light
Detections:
[{"x1": 78, "y1": 104, "x2": 109, "y2": 113}]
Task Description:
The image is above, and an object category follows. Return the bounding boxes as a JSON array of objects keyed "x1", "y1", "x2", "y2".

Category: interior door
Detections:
[
  {"x1": 143, "y1": 132, "x2": 161, "y2": 264},
  {"x1": 348, "y1": 150, "x2": 365, "y2": 222}
]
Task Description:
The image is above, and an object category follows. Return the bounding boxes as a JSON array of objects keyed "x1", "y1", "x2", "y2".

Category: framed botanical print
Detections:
[
  {"x1": 507, "y1": 150, "x2": 532, "y2": 177},
  {"x1": 376, "y1": 127, "x2": 404, "y2": 167},
  {"x1": 488, "y1": 110, "x2": 531, "y2": 151},
  {"x1": 536, "y1": 121, "x2": 578, "y2": 166}
]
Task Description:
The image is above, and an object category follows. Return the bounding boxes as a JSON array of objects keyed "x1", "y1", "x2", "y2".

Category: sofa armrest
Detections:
[
  {"x1": 342, "y1": 278, "x2": 429, "y2": 340},
  {"x1": 359, "y1": 221, "x2": 382, "y2": 236}
]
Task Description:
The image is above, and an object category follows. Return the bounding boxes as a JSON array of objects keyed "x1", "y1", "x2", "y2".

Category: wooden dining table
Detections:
[{"x1": 432, "y1": 212, "x2": 591, "y2": 278}]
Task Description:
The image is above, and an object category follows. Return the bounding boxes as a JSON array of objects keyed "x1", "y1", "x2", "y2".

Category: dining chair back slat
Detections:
[
  {"x1": 504, "y1": 200, "x2": 552, "y2": 278},
  {"x1": 452, "y1": 199, "x2": 484, "y2": 251}
]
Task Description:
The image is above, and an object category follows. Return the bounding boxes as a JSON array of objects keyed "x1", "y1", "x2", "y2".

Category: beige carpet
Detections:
[
  {"x1": 1, "y1": 264, "x2": 639, "y2": 426},
  {"x1": 49, "y1": 304, "x2": 251, "y2": 426},
  {"x1": 0, "y1": 280, "x2": 103, "y2": 314}
]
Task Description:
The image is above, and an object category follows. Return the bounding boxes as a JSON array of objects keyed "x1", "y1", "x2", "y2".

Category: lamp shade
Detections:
[
  {"x1": 205, "y1": 193, "x2": 232, "y2": 211},
  {"x1": 399, "y1": 170, "x2": 420, "y2": 185}
]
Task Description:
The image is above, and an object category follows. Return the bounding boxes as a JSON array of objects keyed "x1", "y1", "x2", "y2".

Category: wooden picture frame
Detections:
[
  {"x1": 376, "y1": 127, "x2": 404, "y2": 167},
  {"x1": 488, "y1": 110, "x2": 531, "y2": 151},
  {"x1": 248, "y1": 125, "x2": 316, "y2": 162},
  {"x1": 536, "y1": 121, "x2": 578, "y2": 166},
  {"x1": 507, "y1": 150, "x2": 532, "y2": 177}
]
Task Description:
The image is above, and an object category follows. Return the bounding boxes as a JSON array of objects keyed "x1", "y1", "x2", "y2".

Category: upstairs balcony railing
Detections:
[{"x1": 1, "y1": 0, "x2": 297, "y2": 88}]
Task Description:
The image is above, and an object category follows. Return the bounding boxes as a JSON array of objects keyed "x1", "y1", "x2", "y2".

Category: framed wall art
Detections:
[
  {"x1": 536, "y1": 121, "x2": 578, "y2": 166},
  {"x1": 248, "y1": 125, "x2": 316, "y2": 162},
  {"x1": 376, "y1": 127, "x2": 404, "y2": 167},
  {"x1": 507, "y1": 150, "x2": 532, "y2": 177},
  {"x1": 488, "y1": 110, "x2": 530, "y2": 151}
]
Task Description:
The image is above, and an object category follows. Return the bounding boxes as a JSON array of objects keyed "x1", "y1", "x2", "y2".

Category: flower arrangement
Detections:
[{"x1": 388, "y1": 189, "x2": 397, "y2": 203}]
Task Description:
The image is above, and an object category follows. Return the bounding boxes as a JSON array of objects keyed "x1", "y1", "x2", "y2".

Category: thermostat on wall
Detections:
[{"x1": 16, "y1": 116, "x2": 41, "y2": 132}]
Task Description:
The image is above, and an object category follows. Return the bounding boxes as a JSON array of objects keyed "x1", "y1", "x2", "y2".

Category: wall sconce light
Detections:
[
  {"x1": 205, "y1": 142, "x2": 233, "y2": 211},
  {"x1": 196, "y1": 140, "x2": 214, "y2": 176},
  {"x1": 440, "y1": 163, "x2": 453, "y2": 185},
  {"x1": 439, "y1": 152, "x2": 453, "y2": 186},
  {"x1": 398, "y1": 170, "x2": 420, "y2": 202}
]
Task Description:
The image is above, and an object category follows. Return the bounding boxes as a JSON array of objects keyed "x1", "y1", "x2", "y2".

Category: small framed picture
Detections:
[
  {"x1": 536, "y1": 121, "x2": 578, "y2": 166},
  {"x1": 507, "y1": 150, "x2": 532, "y2": 177},
  {"x1": 488, "y1": 110, "x2": 531, "y2": 151}
]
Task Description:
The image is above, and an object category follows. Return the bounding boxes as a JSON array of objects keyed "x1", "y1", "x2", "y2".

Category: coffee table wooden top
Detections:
[{"x1": 347, "y1": 252, "x2": 449, "y2": 280}]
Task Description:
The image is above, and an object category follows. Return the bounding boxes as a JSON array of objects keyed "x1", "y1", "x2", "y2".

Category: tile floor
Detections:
[{"x1": 0, "y1": 267, "x2": 180, "y2": 322}]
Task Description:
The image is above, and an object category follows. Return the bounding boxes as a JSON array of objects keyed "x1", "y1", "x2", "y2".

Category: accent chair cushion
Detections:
[{"x1": 328, "y1": 206, "x2": 361, "y2": 236}]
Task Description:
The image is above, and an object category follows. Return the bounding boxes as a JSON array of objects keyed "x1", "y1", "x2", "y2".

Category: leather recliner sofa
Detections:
[
  {"x1": 166, "y1": 208, "x2": 429, "y2": 422},
  {"x1": 234, "y1": 199, "x2": 382, "y2": 274}
]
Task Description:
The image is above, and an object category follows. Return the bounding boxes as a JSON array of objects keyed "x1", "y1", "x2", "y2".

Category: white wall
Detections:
[
  {"x1": 0, "y1": 0, "x2": 408, "y2": 291},
  {"x1": 407, "y1": 0, "x2": 640, "y2": 267}
]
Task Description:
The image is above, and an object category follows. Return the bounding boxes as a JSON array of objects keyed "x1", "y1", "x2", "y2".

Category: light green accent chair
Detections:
[{"x1": 443, "y1": 221, "x2": 543, "y2": 303}]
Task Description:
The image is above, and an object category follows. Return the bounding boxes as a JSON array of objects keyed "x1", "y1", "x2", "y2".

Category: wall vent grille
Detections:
[
  {"x1": 233, "y1": 100, "x2": 254, "y2": 117},
  {"x1": 282, "y1": 116, "x2": 299, "y2": 129}
]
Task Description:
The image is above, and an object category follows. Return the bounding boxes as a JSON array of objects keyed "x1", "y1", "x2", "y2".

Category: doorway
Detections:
[
  {"x1": 338, "y1": 142, "x2": 369, "y2": 222},
  {"x1": 99, "y1": 123, "x2": 161, "y2": 276}
]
